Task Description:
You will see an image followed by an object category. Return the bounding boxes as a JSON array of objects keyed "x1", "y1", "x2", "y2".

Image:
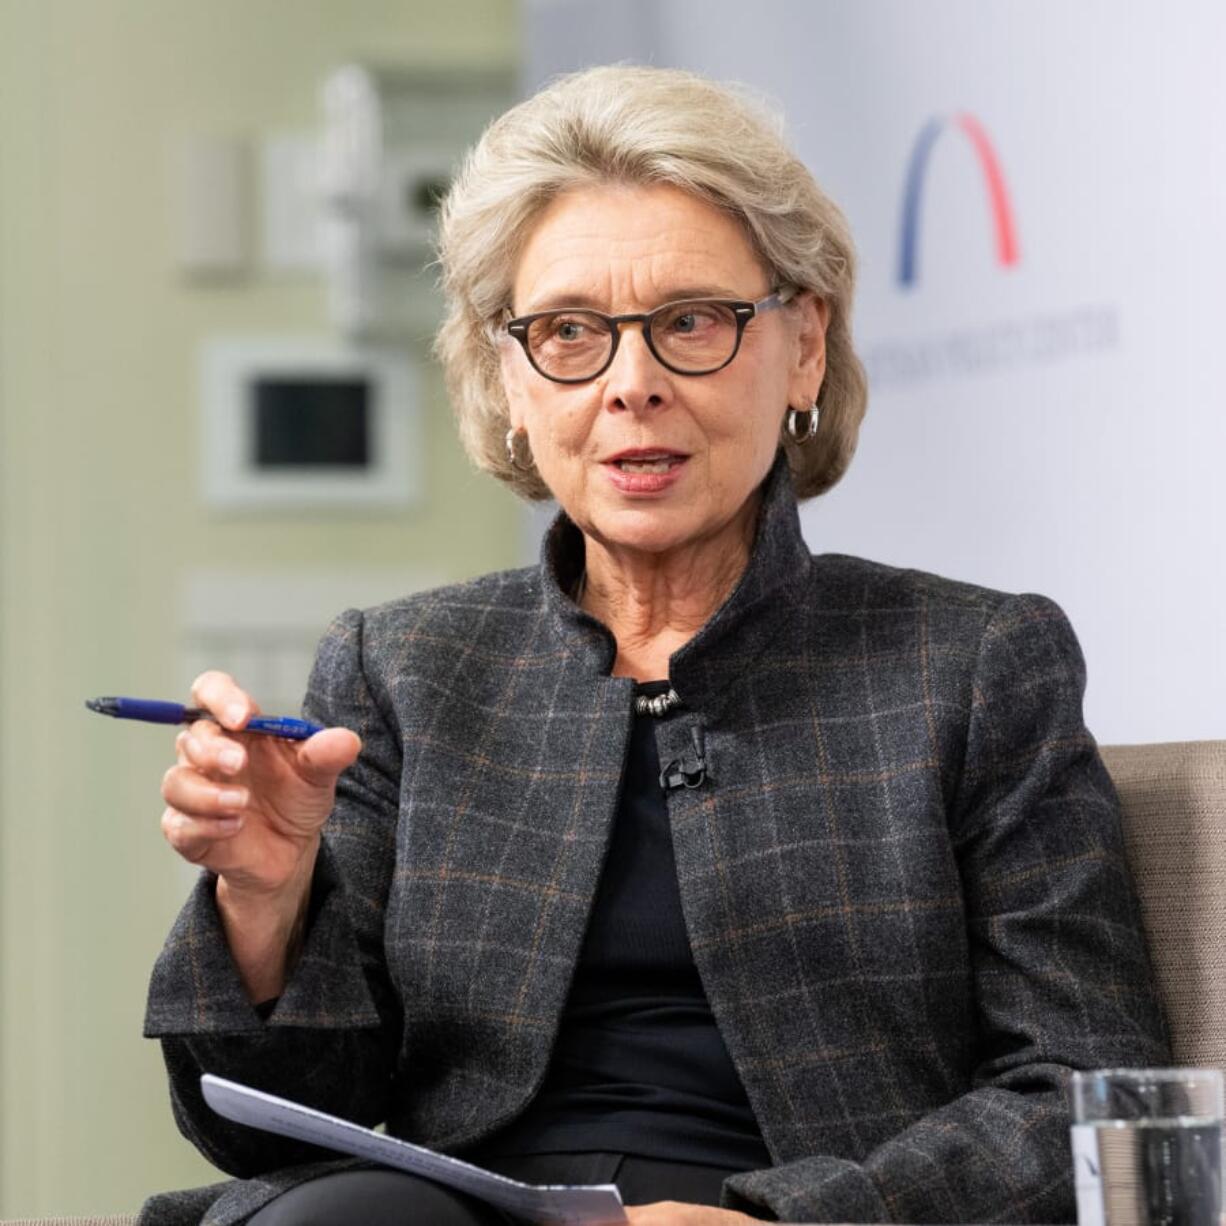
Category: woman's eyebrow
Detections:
[
  {"x1": 519, "y1": 285, "x2": 748, "y2": 314},
  {"x1": 517, "y1": 291, "x2": 606, "y2": 313}
]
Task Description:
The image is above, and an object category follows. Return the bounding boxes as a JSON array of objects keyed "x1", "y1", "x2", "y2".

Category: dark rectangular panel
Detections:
[{"x1": 252, "y1": 378, "x2": 371, "y2": 468}]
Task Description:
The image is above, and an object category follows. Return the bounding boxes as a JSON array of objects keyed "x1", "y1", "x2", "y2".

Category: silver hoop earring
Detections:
[
  {"x1": 785, "y1": 403, "x2": 820, "y2": 444},
  {"x1": 505, "y1": 427, "x2": 535, "y2": 472}
]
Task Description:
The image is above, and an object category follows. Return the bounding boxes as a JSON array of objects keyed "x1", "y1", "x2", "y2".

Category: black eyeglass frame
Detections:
[{"x1": 504, "y1": 285, "x2": 800, "y2": 384}]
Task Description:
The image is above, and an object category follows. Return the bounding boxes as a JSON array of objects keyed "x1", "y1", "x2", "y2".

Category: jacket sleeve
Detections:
[
  {"x1": 721, "y1": 592, "x2": 1170, "y2": 1224},
  {"x1": 143, "y1": 607, "x2": 404, "y2": 1177}
]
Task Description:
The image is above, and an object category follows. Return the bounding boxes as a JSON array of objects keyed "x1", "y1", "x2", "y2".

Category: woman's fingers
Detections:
[
  {"x1": 177, "y1": 724, "x2": 359, "y2": 791},
  {"x1": 160, "y1": 753, "x2": 249, "y2": 865},
  {"x1": 162, "y1": 677, "x2": 361, "y2": 882},
  {"x1": 189, "y1": 669, "x2": 262, "y2": 731},
  {"x1": 623, "y1": 1206, "x2": 756, "y2": 1225},
  {"x1": 177, "y1": 726, "x2": 246, "y2": 777},
  {"x1": 161, "y1": 762, "x2": 249, "y2": 817},
  {"x1": 160, "y1": 806, "x2": 243, "y2": 864}
]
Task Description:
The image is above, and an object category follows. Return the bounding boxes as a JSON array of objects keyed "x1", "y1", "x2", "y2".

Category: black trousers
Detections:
[{"x1": 247, "y1": 1151, "x2": 741, "y2": 1225}]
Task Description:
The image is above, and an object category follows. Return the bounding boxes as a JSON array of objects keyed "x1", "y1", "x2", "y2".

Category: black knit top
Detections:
[{"x1": 467, "y1": 681, "x2": 771, "y2": 1169}]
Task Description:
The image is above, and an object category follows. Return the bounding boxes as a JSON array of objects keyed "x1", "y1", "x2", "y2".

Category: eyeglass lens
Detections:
[{"x1": 525, "y1": 301, "x2": 741, "y2": 379}]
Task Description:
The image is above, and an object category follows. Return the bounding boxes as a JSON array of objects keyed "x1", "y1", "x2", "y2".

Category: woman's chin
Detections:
[{"x1": 584, "y1": 505, "x2": 713, "y2": 559}]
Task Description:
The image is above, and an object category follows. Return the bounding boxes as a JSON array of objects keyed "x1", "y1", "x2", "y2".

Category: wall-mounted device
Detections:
[
  {"x1": 200, "y1": 337, "x2": 422, "y2": 511},
  {"x1": 317, "y1": 63, "x2": 514, "y2": 338}
]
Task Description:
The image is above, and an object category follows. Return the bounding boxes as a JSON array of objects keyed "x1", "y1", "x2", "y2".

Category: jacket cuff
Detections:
[
  {"x1": 722, "y1": 1155, "x2": 889, "y2": 1223},
  {"x1": 143, "y1": 841, "x2": 382, "y2": 1036}
]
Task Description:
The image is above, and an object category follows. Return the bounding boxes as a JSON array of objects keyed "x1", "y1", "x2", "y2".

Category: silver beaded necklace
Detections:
[{"x1": 634, "y1": 687, "x2": 682, "y2": 718}]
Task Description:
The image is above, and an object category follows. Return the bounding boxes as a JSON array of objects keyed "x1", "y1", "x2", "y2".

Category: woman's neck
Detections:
[{"x1": 578, "y1": 495, "x2": 760, "y2": 681}]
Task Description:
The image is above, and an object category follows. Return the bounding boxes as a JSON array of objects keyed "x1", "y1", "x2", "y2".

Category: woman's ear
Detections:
[
  {"x1": 498, "y1": 337, "x2": 528, "y2": 431},
  {"x1": 788, "y1": 291, "x2": 829, "y2": 408}
]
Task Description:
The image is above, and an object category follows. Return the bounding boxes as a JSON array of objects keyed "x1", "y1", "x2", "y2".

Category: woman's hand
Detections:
[
  {"x1": 624, "y1": 1205, "x2": 760, "y2": 1224},
  {"x1": 159, "y1": 670, "x2": 363, "y2": 1001},
  {"x1": 160, "y1": 670, "x2": 361, "y2": 898}
]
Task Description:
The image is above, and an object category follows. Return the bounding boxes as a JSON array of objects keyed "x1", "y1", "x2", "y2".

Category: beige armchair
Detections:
[
  {"x1": 6, "y1": 739, "x2": 1223, "y2": 1226},
  {"x1": 1100, "y1": 740, "x2": 1226, "y2": 1069}
]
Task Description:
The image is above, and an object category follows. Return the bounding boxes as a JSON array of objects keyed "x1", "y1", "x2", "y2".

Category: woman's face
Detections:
[{"x1": 501, "y1": 182, "x2": 827, "y2": 560}]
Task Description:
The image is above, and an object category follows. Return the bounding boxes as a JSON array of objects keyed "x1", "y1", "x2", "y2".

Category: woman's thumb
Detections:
[{"x1": 296, "y1": 727, "x2": 363, "y2": 788}]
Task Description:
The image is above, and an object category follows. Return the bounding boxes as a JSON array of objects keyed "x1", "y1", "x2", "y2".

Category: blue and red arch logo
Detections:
[{"x1": 897, "y1": 113, "x2": 1020, "y2": 288}]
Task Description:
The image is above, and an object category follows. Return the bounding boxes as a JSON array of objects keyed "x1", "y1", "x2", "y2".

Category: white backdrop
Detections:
[{"x1": 522, "y1": 0, "x2": 1225, "y2": 744}]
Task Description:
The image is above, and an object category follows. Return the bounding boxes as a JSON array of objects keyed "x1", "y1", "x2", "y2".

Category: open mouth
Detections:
[{"x1": 609, "y1": 454, "x2": 687, "y2": 474}]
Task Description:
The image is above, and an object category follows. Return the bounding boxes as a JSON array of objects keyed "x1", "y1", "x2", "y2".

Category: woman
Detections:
[{"x1": 142, "y1": 65, "x2": 1167, "y2": 1225}]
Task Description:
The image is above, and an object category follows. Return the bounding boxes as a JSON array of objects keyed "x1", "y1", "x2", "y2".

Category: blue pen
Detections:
[{"x1": 85, "y1": 696, "x2": 324, "y2": 740}]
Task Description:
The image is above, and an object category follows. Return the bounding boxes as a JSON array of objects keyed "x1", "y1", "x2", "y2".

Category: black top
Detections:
[{"x1": 467, "y1": 681, "x2": 771, "y2": 1169}]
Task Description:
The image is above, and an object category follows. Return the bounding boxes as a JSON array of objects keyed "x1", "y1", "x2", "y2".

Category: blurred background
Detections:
[{"x1": 1, "y1": 0, "x2": 1222, "y2": 1216}]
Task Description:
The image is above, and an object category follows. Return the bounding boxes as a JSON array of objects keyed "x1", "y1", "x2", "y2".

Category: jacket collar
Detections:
[{"x1": 539, "y1": 451, "x2": 814, "y2": 710}]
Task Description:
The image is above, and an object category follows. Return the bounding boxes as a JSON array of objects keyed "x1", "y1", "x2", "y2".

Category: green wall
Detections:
[{"x1": 0, "y1": 0, "x2": 521, "y2": 1215}]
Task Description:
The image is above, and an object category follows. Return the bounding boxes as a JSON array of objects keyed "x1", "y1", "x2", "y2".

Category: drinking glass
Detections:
[{"x1": 1071, "y1": 1068, "x2": 1223, "y2": 1226}]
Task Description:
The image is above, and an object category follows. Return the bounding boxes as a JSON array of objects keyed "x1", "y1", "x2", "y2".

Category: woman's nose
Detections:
[{"x1": 601, "y1": 322, "x2": 672, "y2": 413}]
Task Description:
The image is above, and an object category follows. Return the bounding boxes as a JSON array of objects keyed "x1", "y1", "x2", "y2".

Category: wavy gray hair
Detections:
[{"x1": 434, "y1": 64, "x2": 868, "y2": 501}]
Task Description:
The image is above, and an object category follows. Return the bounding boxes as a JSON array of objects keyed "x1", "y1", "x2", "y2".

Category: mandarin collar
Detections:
[{"x1": 540, "y1": 451, "x2": 813, "y2": 708}]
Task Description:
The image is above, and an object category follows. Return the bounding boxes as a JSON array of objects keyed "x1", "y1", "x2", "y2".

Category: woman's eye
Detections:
[
  {"x1": 541, "y1": 316, "x2": 594, "y2": 344},
  {"x1": 663, "y1": 305, "x2": 719, "y2": 335}
]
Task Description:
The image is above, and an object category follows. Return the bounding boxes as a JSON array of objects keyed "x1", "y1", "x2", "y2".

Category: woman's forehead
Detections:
[{"x1": 512, "y1": 182, "x2": 766, "y2": 313}]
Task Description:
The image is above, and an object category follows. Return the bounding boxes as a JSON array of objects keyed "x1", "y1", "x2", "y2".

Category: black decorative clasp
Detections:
[{"x1": 659, "y1": 725, "x2": 707, "y2": 791}]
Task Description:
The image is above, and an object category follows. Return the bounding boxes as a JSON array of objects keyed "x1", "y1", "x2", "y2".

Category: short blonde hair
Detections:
[{"x1": 434, "y1": 64, "x2": 867, "y2": 501}]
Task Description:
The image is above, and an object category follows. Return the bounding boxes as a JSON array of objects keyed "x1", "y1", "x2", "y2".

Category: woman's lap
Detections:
[
  {"x1": 494, "y1": 1151, "x2": 733, "y2": 1208},
  {"x1": 246, "y1": 1168, "x2": 517, "y2": 1225},
  {"x1": 246, "y1": 1151, "x2": 738, "y2": 1224}
]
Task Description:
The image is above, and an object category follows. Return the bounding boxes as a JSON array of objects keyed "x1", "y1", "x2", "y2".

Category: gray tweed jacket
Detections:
[{"x1": 140, "y1": 456, "x2": 1168, "y2": 1225}]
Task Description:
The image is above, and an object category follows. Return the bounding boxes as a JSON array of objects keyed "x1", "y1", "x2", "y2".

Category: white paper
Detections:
[
  {"x1": 1070, "y1": 1123, "x2": 1105, "y2": 1226},
  {"x1": 201, "y1": 1074, "x2": 628, "y2": 1224}
]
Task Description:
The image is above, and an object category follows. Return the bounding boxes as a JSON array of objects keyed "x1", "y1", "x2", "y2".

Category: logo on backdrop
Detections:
[
  {"x1": 897, "y1": 112, "x2": 1020, "y2": 289},
  {"x1": 861, "y1": 112, "x2": 1119, "y2": 389}
]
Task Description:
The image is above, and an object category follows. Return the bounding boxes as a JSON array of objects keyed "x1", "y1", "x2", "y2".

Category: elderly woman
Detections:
[{"x1": 142, "y1": 65, "x2": 1167, "y2": 1226}]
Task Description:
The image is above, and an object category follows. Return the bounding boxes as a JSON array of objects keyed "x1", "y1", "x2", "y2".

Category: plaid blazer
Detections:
[{"x1": 141, "y1": 455, "x2": 1168, "y2": 1225}]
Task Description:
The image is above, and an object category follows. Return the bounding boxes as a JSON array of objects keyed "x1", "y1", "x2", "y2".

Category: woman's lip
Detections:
[
  {"x1": 603, "y1": 455, "x2": 689, "y2": 494},
  {"x1": 604, "y1": 449, "x2": 689, "y2": 462}
]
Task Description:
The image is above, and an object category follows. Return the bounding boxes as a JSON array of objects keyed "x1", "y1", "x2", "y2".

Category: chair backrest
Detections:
[{"x1": 1100, "y1": 740, "x2": 1226, "y2": 1070}]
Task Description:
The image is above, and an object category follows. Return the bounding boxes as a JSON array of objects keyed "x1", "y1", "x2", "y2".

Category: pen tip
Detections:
[{"x1": 85, "y1": 697, "x2": 114, "y2": 715}]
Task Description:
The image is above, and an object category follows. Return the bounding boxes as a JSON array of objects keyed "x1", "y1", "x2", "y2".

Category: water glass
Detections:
[{"x1": 1071, "y1": 1068, "x2": 1223, "y2": 1226}]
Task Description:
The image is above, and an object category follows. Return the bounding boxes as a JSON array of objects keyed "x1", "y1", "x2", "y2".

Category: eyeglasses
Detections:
[{"x1": 504, "y1": 286, "x2": 799, "y2": 384}]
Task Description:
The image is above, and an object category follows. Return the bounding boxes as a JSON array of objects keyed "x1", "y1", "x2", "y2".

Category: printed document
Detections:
[{"x1": 201, "y1": 1074, "x2": 628, "y2": 1224}]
